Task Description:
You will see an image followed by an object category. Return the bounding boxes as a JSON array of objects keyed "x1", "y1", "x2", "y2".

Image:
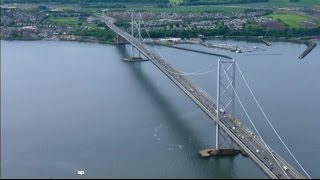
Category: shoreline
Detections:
[
  {"x1": 0, "y1": 37, "x2": 116, "y2": 45},
  {"x1": 1, "y1": 36, "x2": 318, "y2": 58},
  {"x1": 2, "y1": 36, "x2": 319, "y2": 45}
]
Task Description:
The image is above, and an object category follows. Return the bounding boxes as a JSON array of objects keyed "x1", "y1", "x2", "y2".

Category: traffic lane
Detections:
[
  {"x1": 220, "y1": 117, "x2": 287, "y2": 178},
  {"x1": 218, "y1": 116, "x2": 284, "y2": 178},
  {"x1": 245, "y1": 129, "x2": 298, "y2": 178},
  {"x1": 224, "y1": 118, "x2": 290, "y2": 178}
]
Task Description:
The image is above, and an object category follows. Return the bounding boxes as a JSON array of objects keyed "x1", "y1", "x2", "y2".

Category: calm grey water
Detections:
[{"x1": 1, "y1": 39, "x2": 319, "y2": 178}]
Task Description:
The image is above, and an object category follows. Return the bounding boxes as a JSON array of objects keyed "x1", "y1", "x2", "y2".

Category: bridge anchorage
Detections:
[
  {"x1": 123, "y1": 12, "x2": 148, "y2": 62},
  {"x1": 199, "y1": 59, "x2": 243, "y2": 157}
]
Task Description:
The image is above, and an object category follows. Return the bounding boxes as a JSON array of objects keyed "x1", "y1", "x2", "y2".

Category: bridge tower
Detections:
[
  {"x1": 216, "y1": 59, "x2": 236, "y2": 150},
  {"x1": 199, "y1": 59, "x2": 238, "y2": 157},
  {"x1": 130, "y1": 11, "x2": 143, "y2": 59},
  {"x1": 122, "y1": 11, "x2": 148, "y2": 62}
]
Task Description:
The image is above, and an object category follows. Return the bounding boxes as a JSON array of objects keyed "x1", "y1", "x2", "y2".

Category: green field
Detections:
[
  {"x1": 232, "y1": 0, "x2": 320, "y2": 8},
  {"x1": 268, "y1": 13, "x2": 317, "y2": 28},
  {"x1": 106, "y1": 0, "x2": 320, "y2": 12},
  {"x1": 245, "y1": 23, "x2": 259, "y2": 29},
  {"x1": 49, "y1": 17, "x2": 80, "y2": 25},
  {"x1": 168, "y1": 0, "x2": 320, "y2": 8},
  {"x1": 169, "y1": 0, "x2": 183, "y2": 5}
]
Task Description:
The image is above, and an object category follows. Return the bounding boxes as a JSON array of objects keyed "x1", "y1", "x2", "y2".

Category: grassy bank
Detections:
[
  {"x1": 267, "y1": 13, "x2": 317, "y2": 28},
  {"x1": 229, "y1": 0, "x2": 320, "y2": 8}
]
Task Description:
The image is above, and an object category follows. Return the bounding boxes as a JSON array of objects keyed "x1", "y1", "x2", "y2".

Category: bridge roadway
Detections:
[{"x1": 98, "y1": 15, "x2": 305, "y2": 179}]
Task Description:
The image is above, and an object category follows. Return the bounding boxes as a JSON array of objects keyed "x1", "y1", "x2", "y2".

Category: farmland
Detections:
[{"x1": 268, "y1": 13, "x2": 318, "y2": 28}]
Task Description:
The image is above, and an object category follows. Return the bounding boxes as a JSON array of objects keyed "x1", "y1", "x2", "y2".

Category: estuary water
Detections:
[{"x1": 1, "y1": 39, "x2": 319, "y2": 178}]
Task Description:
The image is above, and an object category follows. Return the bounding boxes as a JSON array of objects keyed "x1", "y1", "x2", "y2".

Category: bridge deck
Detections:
[{"x1": 98, "y1": 15, "x2": 305, "y2": 179}]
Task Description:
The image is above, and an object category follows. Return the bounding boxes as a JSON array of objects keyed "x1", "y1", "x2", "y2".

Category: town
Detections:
[{"x1": 0, "y1": 4, "x2": 311, "y2": 43}]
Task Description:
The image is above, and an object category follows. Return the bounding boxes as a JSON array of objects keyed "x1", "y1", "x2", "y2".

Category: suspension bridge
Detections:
[{"x1": 96, "y1": 12, "x2": 311, "y2": 179}]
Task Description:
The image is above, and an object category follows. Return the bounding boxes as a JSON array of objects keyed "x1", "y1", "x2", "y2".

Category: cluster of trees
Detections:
[
  {"x1": 72, "y1": 29, "x2": 113, "y2": 42},
  {"x1": 142, "y1": 25, "x2": 320, "y2": 39},
  {"x1": 114, "y1": 20, "x2": 130, "y2": 29},
  {"x1": 80, "y1": 3, "x2": 126, "y2": 8}
]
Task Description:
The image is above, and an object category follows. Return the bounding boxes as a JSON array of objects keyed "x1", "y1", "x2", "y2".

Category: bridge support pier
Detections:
[
  {"x1": 116, "y1": 34, "x2": 126, "y2": 45},
  {"x1": 199, "y1": 148, "x2": 240, "y2": 157},
  {"x1": 115, "y1": 34, "x2": 127, "y2": 45}
]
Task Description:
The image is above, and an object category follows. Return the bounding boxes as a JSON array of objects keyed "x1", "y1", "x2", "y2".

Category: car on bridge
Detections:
[{"x1": 215, "y1": 108, "x2": 226, "y2": 115}]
